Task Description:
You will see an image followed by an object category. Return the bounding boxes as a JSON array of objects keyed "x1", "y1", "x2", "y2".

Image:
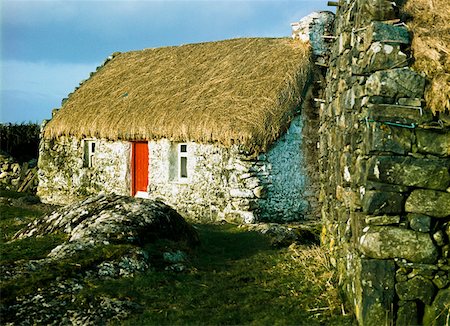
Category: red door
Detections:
[{"x1": 131, "y1": 142, "x2": 149, "y2": 196}]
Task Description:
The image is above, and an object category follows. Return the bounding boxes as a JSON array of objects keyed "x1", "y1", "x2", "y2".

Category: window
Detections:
[
  {"x1": 83, "y1": 140, "x2": 96, "y2": 168},
  {"x1": 178, "y1": 143, "x2": 188, "y2": 179}
]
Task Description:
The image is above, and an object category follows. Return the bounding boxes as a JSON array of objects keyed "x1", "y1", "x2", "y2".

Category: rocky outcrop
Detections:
[{"x1": 3, "y1": 194, "x2": 199, "y2": 325}]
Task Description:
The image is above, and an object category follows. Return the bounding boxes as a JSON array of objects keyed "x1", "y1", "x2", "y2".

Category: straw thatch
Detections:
[
  {"x1": 402, "y1": 0, "x2": 450, "y2": 114},
  {"x1": 44, "y1": 38, "x2": 311, "y2": 154}
]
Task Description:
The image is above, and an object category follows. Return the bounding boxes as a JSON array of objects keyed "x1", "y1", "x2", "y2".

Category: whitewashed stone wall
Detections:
[
  {"x1": 37, "y1": 136, "x2": 130, "y2": 205},
  {"x1": 259, "y1": 116, "x2": 309, "y2": 221},
  {"x1": 147, "y1": 116, "x2": 309, "y2": 222},
  {"x1": 38, "y1": 117, "x2": 310, "y2": 222}
]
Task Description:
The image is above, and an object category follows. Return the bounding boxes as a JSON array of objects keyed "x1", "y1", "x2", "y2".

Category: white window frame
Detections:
[
  {"x1": 178, "y1": 143, "x2": 188, "y2": 180},
  {"x1": 83, "y1": 140, "x2": 96, "y2": 168}
]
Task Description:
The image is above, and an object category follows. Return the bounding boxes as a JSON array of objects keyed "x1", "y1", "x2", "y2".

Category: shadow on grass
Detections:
[{"x1": 192, "y1": 223, "x2": 273, "y2": 267}]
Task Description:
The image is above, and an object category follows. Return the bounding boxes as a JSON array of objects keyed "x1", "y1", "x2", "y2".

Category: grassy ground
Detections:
[{"x1": 0, "y1": 190, "x2": 354, "y2": 325}]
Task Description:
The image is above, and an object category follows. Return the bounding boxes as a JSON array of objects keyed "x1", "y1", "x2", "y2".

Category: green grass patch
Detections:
[
  {"x1": 92, "y1": 224, "x2": 354, "y2": 325},
  {"x1": 1, "y1": 191, "x2": 354, "y2": 325}
]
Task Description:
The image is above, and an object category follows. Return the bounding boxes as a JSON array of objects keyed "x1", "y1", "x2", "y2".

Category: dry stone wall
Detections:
[{"x1": 319, "y1": 0, "x2": 450, "y2": 325}]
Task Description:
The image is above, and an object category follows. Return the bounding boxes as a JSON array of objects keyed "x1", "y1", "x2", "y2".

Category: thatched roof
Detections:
[
  {"x1": 402, "y1": 0, "x2": 450, "y2": 114},
  {"x1": 44, "y1": 38, "x2": 311, "y2": 154}
]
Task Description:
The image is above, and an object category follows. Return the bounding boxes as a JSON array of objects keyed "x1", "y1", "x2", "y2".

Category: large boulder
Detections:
[
  {"x1": 5, "y1": 194, "x2": 199, "y2": 325},
  {"x1": 15, "y1": 193, "x2": 199, "y2": 258}
]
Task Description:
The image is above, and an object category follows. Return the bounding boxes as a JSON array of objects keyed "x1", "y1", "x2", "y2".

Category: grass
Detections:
[{"x1": 0, "y1": 191, "x2": 354, "y2": 325}]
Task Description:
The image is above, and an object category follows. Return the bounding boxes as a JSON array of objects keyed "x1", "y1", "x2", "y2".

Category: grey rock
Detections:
[
  {"x1": 405, "y1": 189, "x2": 450, "y2": 218},
  {"x1": 365, "y1": 215, "x2": 400, "y2": 226},
  {"x1": 359, "y1": 226, "x2": 438, "y2": 263},
  {"x1": 366, "y1": 68, "x2": 426, "y2": 99},
  {"x1": 408, "y1": 214, "x2": 431, "y2": 233},
  {"x1": 15, "y1": 194, "x2": 199, "y2": 250},
  {"x1": 396, "y1": 276, "x2": 436, "y2": 305},
  {"x1": 362, "y1": 190, "x2": 404, "y2": 214},
  {"x1": 368, "y1": 156, "x2": 450, "y2": 191},
  {"x1": 416, "y1": 129, "x2": 450, "y2": 156}
]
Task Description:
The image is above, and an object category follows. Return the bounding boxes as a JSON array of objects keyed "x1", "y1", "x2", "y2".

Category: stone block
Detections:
[
  {"x1": 433, "y1": 272, "x2": 449, "y2": 289},
  {"x1": 365, "y1": 181, "x2": 409, "y2": 193},
  {"x1": 363, "y1": 104, "x2": 432, "y2": 125},
  {"x1": 356, "y1": 42, "x2": 408, "y2": 74},
  {"x1": 397, "y1": 98, "x2": 422, "y2": 106},
  {"x1": 362, "y1": 190, "x2": 404, "y2": 214},
  {"x1": 416, "y1": 129, "x2": 450, "y2": 156},
  {"x1": 354, "y1": 258, "x2": 395, "y2": 325},
  {"x1": 365, "y1": 215, "x2": 400, "y2": 226},
  {"x1": 405, "y1": 189, "x2": 450, "y2": 218},
  {"x1": 396, "y1": 276, "x2": 436, "y2": 305},
  {"x1": 368, "y1": 156, "x2": 450, "y2": 191},
  {"x1": 359, "y1": 226, "x2": 438, "y2": 263},
  {"x1": 407, "y1": 213, "x2": 431, "y2": 233},
  {"x1": 229, "y1": 188, "x2": 255, "y2": 199},
  {"x1": 363, "y1": 22, "x2": 410, "y2": 50},
  {"x1": 397, "y1": 301, "x2": 419, "y2": 326},
  {"x1": 364, "y1": 122, "x2": 413, "y2": 154},
  {"x1": 355, "y1": 0, "x2": 397, "y2": 28},
  {"x1": 423, "y1": 288, "x2": 450, "y2": 326},
  {"x1": 366, "y1": 68, "x2": 426, "y2": 99}
]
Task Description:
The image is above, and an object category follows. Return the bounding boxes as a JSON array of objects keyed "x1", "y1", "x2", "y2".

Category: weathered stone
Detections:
[
  {"x1": 355, "y1": 1, "x2": 397, "y2": 28},
  {"x1": 359, "y1": 226, "x2": 438, "y2": 263},
  {"x1": 291, "y1": 11, "x2": 335, "y2": 56},
  {"x1": 364, "y1": 122, "x2": 413, "y2": 154},
  {"x1": 363, "y1": 103, "x2": 432, "y2": 125},
  {"x1": 405, "y1": 190, "x2": 450, "y2": 218},
  {"x1": 365, "y1": 181, "x2": 409, "y2": 193},
  {"x1": 432, "y1": 230, "x2": 447, "y2": 247},
  {"x1": 397, "y1": 98, "x2": 422, "y2": 107},
  {"x1": 365, "y1": 215, "x2": 400, "y2": 226},
  {"x1": 368, "y1": 156, "x2": 450, "y2": 190},
  {"x1": 354, "y1": 258, "x2": 395, "y2": 325},
  {"x1": 230, "y1": 188, "x2": 255, "y2": 199},
  {"x1": 357, "y1": 42, "x2": 408, "y2": 74},
  {"x1": 423, "y1": 288, "x2": 450, "y2": 326},
  {"x1": 433, "y1": 272, "x2": 449, "y2": 289},
  {"x1": 363, "y1": 22, "x2": 410, "y2": 50},
  {"x1": 396, "y1": 276, "x2": 436, "y2": 304},
  {"x1": 366, "y1": 68, "x2": 426, "y2": 99},
  {"x1": 408, "y1": 213, "x2": 431, "y2": 233},
  {"x1": 416, "y1": 129, "x2": 450, "y2": 156},
  {"x1": 362, "y1": 191, "x2": 404, "y2": 214},
  {"x1": 14, "y1": 194, "x2": 200, "y2": 253},
  {"x1": 397, "y1": 301, "x2": 419, "y2": 326}
]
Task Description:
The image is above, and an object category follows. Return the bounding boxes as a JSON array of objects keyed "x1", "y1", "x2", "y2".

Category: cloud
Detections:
[{"x1": 1, "y1": 60, "x2": 98, "y2": 123}]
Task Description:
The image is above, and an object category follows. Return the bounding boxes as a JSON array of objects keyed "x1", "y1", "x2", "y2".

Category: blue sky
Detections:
[{"x1": 1, "y1": 0, "x2": 330, "y2": 124}]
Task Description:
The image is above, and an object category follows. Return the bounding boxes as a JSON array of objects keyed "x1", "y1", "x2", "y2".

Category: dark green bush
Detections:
[{"x1": 0, "y1": 123, "x2": 40, "y2": 163}]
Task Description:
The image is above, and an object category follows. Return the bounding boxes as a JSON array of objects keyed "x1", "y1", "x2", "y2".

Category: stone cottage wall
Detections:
[
  {"x1": 38, "y1": 118, "x2": 311, "y2": 222},
  {"x1": 147, "y1": 115, "x2": 310, "y2": 223},
  {"x1": 319, "y1": 0, "x2": 450, "y2": 325},
  {"x1": 37, "y1": 136, "x2": 130, "y2": 205}
]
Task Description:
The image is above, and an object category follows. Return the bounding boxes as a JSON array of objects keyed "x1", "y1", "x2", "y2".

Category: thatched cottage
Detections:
[{"x1": 38, "y1": 23, "x2": 329, "y2": 222}]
